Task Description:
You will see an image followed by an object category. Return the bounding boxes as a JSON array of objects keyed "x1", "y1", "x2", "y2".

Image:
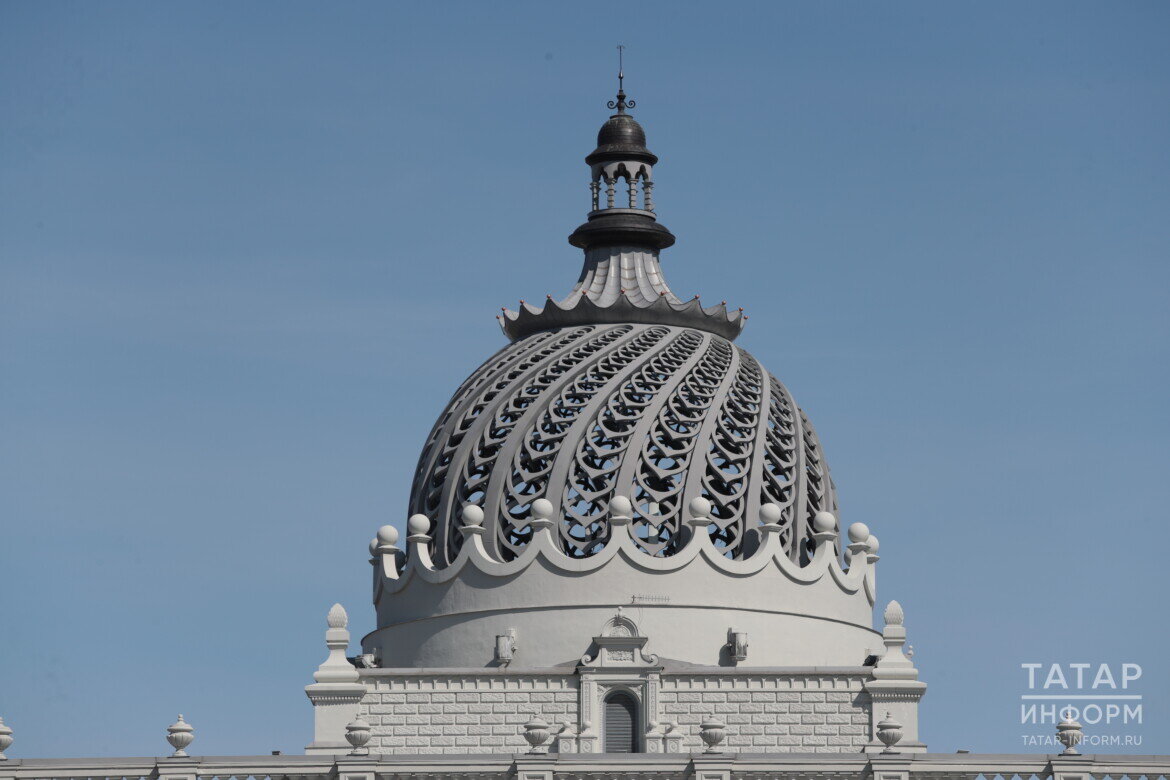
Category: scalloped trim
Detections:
[
  {"x1": 500, "y1": 292, "x2": 745, "y2": 342},
  {"x1": 373, "y1": 519, "x2": 875, "y2": 608}
]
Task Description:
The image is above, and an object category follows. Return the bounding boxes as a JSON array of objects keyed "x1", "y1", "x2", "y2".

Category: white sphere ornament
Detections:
[
  {"x1": 166, "y1": 714, "x2": 195, "y2": 758},
  {"x1": 0, "y1": 717, "x2": 13, "y2": 760},
  {"x1": 866, "y1": 534, "x2": 880, "y2": 554},
  {"x1": 531, "y1": 498, "x2": 555, "y2": 521},
  {"x1": 407, "y1": 514, "x2": 431, "y2": 537},
  {"x1": 376, "y1": 524, "x2": 399, "y2": 546},
  {"x1": 367, "y1": 537, "x2": 379, "y2": 557},
  {"x1": 759, "y1": 502, "x2": 783, "y2": 526},
  {"x1": 847, "y1": 522, "x2": 870, "y2": 544},
  {"x1": 609, "y1": 495, "x2": 633, "y2": 518},
  {"x1": 812, "y1": 510, "x2": 837, "y2": 533},
  {"x1": 461, "y1": 504, "x2": 484, "y2": 527},
  {"x1": 688, "y1": 496, "x2": 712, "y2": 521},
  {"x1": 345, "y1": 715, "x2": 372, "y2": 755}
]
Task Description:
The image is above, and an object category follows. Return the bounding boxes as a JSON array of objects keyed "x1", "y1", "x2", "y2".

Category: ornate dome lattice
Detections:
[{"x1": 408, "y1": 323, "x2": 836, "y2": 567}]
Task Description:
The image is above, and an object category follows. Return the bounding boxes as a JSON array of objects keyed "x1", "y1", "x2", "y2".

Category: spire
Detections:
[
  {"x1": 609, "y1": 45, "x2": 634, "y2": 115},
  {"x1": 497, "y1": 67, "x2": 745, "y2": 343},
  {"x1": 573, "y1": 54, "x2": 668, "y2": 250}
]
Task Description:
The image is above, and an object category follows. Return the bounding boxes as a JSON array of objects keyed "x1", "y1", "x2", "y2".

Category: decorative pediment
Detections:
[{"x1": 580, "y1": 608, "x2": 659, "y2": 668}]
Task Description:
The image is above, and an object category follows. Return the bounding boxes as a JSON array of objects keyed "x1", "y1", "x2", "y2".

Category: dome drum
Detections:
[{"x1": 362, "y1": 499, "x2": 880, "y2": 669}]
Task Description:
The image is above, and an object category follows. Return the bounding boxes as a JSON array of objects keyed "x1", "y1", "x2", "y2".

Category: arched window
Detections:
[{"x1": 603, "y1": 690, "x2": 639, "y2": 753}]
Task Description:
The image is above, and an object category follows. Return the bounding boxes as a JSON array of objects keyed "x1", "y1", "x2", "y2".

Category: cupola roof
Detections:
[
  {"x1": 586, "y1": 110, "x2": 658, "y2": 166},
  {"x1": 501, "y1": 68, "x2": 746, "y2": 342}
]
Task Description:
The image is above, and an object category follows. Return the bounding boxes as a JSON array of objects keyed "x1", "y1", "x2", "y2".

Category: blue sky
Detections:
[{"x1": 2, "y1": 0, "x2": 1168, "y2": 758}]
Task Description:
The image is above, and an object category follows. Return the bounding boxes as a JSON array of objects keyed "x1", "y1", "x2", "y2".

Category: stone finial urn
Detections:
[
  {"x1": 1057, "y1": 713, "x2": 1084, "y2": 756},
  {"x1": 876, "y1": 712, "x2": 904, "y2": 753},
  {"x1": 0, "y1": 717, "x2": 13, "y2": 760},
  {"x1": 699, "y1": 716, "x2": 726, "y2": 753},
  {"x1": 345, "y1": 715, "x2": 372, "y2": 755},
  {"x1": 522, "y1": 716, "x2": 551, "y2": 754},
  {"x1": 165, "y1": 715, "x2": 195, "y2": 758}
]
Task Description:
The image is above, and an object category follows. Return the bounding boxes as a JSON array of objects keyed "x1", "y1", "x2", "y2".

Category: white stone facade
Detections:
[
  {"x1": 658, "y1": 675, "x2": 870, "y2": 751},
  {"x1": 361, "y1": 674, "x2": 578, "y2": 754},
  {"x1": 307, "y1": 597, "x2": 923, "y2": 754},
  {"x1": 356, "y1": 670, "x2": 870, "y2": 754}
]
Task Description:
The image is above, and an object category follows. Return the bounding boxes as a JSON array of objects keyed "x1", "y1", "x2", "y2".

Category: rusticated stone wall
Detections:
[
  {"x1": 658, "y1": 674, "x2": 870, "y2": 751},
  {"x1": 361, "y1": 674, "x2": 578, "y2": 754},
  {"x1": 358, "y1": 671, "x2": 870, "y2": 754}
]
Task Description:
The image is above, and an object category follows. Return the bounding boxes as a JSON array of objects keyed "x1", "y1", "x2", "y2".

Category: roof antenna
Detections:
[{"x1": 608, "y1": 45, "x2": 634, "y2": 113}]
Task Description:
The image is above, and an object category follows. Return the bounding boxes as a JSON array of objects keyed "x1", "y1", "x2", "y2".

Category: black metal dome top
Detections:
[{"x1": 587, "y1": 110, "x2": 658, "y2": 166}]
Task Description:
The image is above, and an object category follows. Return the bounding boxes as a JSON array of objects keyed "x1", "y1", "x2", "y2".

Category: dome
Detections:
[
  {"x1": 599, "y1": 113, "x2": 646, "y2": 147},
  {"x1": 367, "y1": 82, "x2": 874, "y2": 674},
  {"x1": 407, "y1": 322, "x2": 837, "y2": 568},
  {"x1": 586, "y1": 112, "x2": 658, "y2": 166}
]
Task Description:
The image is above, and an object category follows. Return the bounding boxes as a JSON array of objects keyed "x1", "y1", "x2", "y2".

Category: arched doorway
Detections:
[{"x1": 603, "y1": 690, "x2": 640, "y2": 753}]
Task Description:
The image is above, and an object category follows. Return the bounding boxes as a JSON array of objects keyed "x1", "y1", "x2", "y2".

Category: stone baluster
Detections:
[
  {"x1": 605, "y1": 177, "x2": 615, "y2": 208},
  {"x1": 628, "y1": 176, "x2": 637, "y2": 208},
  {"x1": 643, "y1": 180, "x2": 654, "y2": 211}
]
